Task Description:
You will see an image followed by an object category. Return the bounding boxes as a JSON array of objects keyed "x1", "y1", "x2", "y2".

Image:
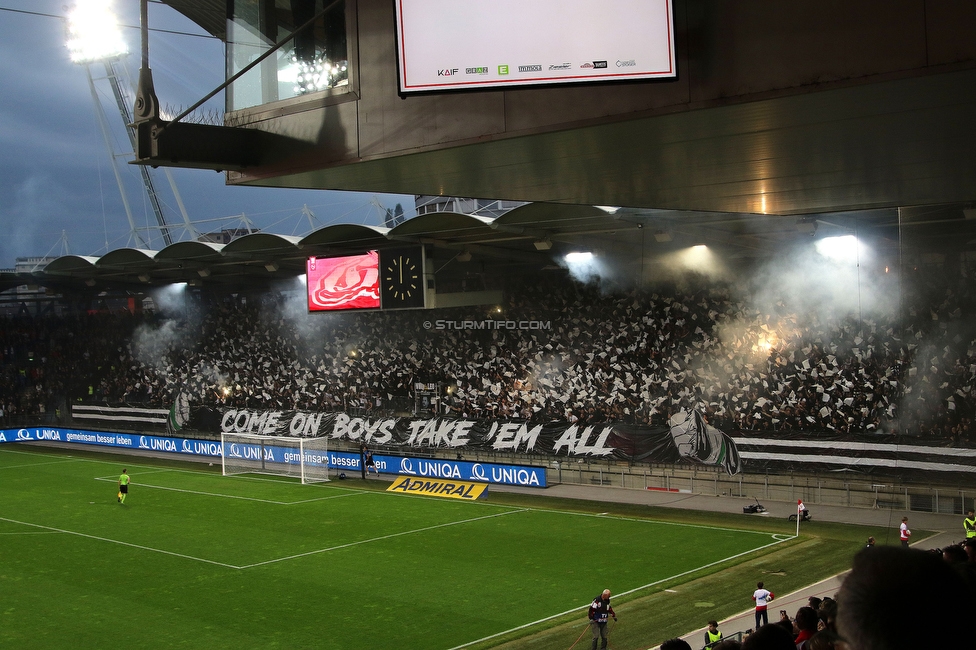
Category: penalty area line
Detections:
[
  {"x1": 0, "y1": 516, "x2": 241, "y2": 569},
  {"x1": 240, "y1": 507, "x2": 529, "y2": 569},
  {"x1": 446, "y1": 535, "x2": 793, "y2": 650},
  {"x1": 92, "y1": 477, "x2": 364, "y2": 505},
  {"x1": 0, "y1": 458, "x2": 86, "y2": 471}
]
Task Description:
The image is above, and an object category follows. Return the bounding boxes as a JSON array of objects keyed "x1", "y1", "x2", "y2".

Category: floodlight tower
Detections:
[{"x1": 67, "y1": 0, "x2": 196, "y2": 248}]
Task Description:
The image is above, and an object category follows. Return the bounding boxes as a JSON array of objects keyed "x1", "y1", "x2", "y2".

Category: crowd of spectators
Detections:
[
  {"x1": 660, "y1": 540, "x2": 976, "y2": 649},
  {"x1": 3, "y1": 265, "x2": 976, "y2": 443}
]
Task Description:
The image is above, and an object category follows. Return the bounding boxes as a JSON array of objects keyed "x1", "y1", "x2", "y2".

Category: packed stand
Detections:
[{"x1": 1, "y1": 267, "x2": 976, "y2": 442}]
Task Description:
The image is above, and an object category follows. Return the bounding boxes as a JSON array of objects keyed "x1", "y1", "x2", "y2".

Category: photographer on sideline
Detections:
[{"x1": 587, "y1": 589, "x2": 616, "y2": 650}]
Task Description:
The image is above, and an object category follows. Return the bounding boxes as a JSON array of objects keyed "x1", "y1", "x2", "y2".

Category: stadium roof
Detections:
[{"x1": 2, "y1": 202, "x2": 972, "y2": 295}]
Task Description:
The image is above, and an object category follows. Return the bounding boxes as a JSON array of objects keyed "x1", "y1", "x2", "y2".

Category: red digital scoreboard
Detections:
[{"x1": 306, "y1": 251, "x2": 381, "y2": 312}]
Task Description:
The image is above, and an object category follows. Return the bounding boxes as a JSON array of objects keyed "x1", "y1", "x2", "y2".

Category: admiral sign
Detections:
[
  {"x1": 387, "y1": 476, "x2": 489, "y2": 500},
  {"x1": 395, "y1": 0, "x2": 675, "y2": 93}
]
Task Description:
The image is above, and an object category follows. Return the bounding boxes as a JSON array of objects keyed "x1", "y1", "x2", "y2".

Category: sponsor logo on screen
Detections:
[
  {"x1": 593, "y1": 61, "x2": 608, "y2": 69},
  {"x1": 387, "y1": 476, "x2": 489, "y2": 500},
  {"x1": 549, "y1": 63, "x2": 572, "y2": 70},
  {"x1": 616, "y1": 59, "x2": 637, "y2": 67},
  {"x1": 498, "y1": 64, "x2": 509, "y2": 75},
  {"x1": 437, "y1": 68, "x2": 459, "y2": 76},
  {"x1": 580, "y1": 62, "x2": 594, "y2": 69},
  {"x1": 465, "y1": 66, "x2": 489, "y2": 75},
  {"x1": 518, "y1": 64, "x2": 542, "y2": 73}
]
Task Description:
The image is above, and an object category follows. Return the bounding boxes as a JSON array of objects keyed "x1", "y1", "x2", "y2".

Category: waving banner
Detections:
[{"x1": 213, "y1": 407, "x2": 742, "y2": 475}]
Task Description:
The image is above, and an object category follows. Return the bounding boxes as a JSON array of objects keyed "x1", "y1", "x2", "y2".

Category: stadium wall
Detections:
[{"x1": 7, "y1": 423, "x2": 975, "y2": 515}]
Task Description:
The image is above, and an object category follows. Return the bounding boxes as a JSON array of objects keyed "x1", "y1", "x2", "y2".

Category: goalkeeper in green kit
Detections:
[{"x1": 118, "y1": 468, "x2": 130, "y2": 504}]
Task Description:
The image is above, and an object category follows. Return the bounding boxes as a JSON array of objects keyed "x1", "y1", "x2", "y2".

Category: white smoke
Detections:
[
  {"x1": 131, "y1": 320, "x2": 183, "y2": 370},
  {"x1": 748, "y1": 237, "x2": 898, "y2": 327}
]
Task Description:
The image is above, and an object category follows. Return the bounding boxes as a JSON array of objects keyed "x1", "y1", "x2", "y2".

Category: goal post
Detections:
[{"x1": 220, "y1": 432, "x2": 330, "y2": 484}]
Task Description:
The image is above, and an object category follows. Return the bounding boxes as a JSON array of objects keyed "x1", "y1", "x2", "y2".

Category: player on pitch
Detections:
[{"x1": 118, "y1": 468, "x2": 130, "y2": 504}]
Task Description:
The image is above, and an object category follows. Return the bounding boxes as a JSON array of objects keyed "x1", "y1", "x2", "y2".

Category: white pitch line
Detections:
[
  {"x1": 0, "y1": 447, "x2": 58, "y2": 456},
  {"x1": 0, "y1": 531, "x2": 61, "y2": 535},
  {"x1": 120, "y1": 468, "x2": 178, "y2": 477},
  {"x1": 92, "y1": 477, "x2": 365, "y2": 505},
  {"x1": 446, "y1": 535, "x2": 793, "y2": 650},
  {"x1": 527, "y1": 506, "x2": 777, "y2": 537},
  {"x1": 285, "y1": 493, "x2": 367, "y2": 505},
  {"x1": 0, "y1": 458, "x2": 85, "y2": 470},
  {"x1": 240, "y1": 507, "x2": 529, "y2": 569},
  {"x1": 0, "y1": 516, "x2": 240, "y2": 569}
]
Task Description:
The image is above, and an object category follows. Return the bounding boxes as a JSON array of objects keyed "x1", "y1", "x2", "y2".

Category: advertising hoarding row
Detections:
[{"x1": 0, "y1": 427, "x2": 546, "y2": 487}]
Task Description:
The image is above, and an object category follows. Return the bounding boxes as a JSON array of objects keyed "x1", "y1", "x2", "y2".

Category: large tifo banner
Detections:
[
  {"x1": 74, "y1": 402, "x2": 741, "y2": 475},
  {"x1": 0, "y1": 427, "x2": 546, "y2": 487},
  {"x1": 213, "y1": 408, "x2": 742, "y2": 475}
]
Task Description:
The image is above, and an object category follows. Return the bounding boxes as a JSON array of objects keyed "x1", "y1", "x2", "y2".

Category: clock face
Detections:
[
  {"x1": 380, "y1": 247, "x2": 426, "y2": 309},
  {"x1": 385, "y1": 255, "x2": 419, "y2": 300}
]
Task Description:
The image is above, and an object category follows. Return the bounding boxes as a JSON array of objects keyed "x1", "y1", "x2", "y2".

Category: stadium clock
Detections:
[{"x1": 380, "y1": 246, "x2": 426, "y2": 309}]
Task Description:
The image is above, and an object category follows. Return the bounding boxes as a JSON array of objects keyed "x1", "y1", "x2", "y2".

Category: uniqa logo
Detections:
[
  {"x1": 491, "y1": 467, "x2": 541, "y2": 486},
  {"x1": 188, "y1": 441, "x2": 221, "y2": 455},
  {"x1": 414, "y1": 460, "x2": 462, "y2": 479},
  {"x1": 139, "y1": 436, "x2": 150, "y2": 449},
  {"x1": 229, "y1": 443, "x2": 242, "y2": 458},
  {"x1": 17, "y1": 429, "x2": 32, "y2": 441},
  {"x1": 470, "y1": 464, "x2": 488, "y2": 481},
  {"x1": 149, "y1": 438, "x2": 177, "y2": 452},
  {"x1": 400, "y1": 458, "x2": 416, "y2": 475}
]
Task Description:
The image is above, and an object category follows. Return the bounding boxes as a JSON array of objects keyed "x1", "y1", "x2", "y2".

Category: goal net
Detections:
[{"x1": 220, "y1": 433, "x2": 330, "y2": 484}]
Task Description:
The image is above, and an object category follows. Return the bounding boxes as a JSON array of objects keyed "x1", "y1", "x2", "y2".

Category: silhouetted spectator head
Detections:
[
  {"x1": 944, "y1": 544, "x2": 969, "y2": 564},
  {"x1": 838, "y1": 546, "x2": 976, "y2": 650},
  {"x1": 807, "y1": 596, "x2": 822, "y2": 610},
  {"x1": 742, "y1": 623, "x2": 795, "y2": 650},
  {"x1": 806, "y1": 630, "x2": 841, "y2": 650},
  {"x1": 712, "y1": 641, "x2": 742, "y2": 650},
  {"x1": 793, "y1": 606, "x2": 819, "y2": 635},
  {"x1": 661, "y1": 639, "x2": 692, "y2": 650},
  {"x1": 964, "y1": 538, "x2": 976, "y2": 563},
  {"x1": 775, "y1": 618, "x2": 794, "y2": 636}
]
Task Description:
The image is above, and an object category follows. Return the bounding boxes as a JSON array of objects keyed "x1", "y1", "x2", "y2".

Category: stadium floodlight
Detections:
[
  {"x1": 66, "y1": 0, "x2": 128, "y2": 64},
  {"x1": 564, "y1": 251, "x2": 593, "y2": 262},
  {"x1": 221, "y1": 432, "x2": 330, "y2": 484},
  {"x1": 815, "y1": 235, "x2": 865, "y2": 262}
]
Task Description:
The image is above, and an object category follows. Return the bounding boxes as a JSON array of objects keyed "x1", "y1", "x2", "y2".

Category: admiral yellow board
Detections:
[{"x1": 387, "y1": 476, "x2": 489, "y2": 500}]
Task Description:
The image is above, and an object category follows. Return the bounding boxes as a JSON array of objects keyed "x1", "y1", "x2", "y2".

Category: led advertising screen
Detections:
[
  {"x1": 394, "y1": 0, "x2": 675, "y2": 94},
  {"x1": 306, "y1": 252, "x2": 380, "y2": 312}
]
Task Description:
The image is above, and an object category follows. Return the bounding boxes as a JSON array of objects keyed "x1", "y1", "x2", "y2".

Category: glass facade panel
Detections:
[{"x1": 227, "y1": 0, "x2": 348, "y2": 111}]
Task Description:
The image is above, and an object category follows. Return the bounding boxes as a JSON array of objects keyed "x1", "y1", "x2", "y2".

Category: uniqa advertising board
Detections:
[{"x1": 0, "y1": 428, "x2": 547, "y2": 488}]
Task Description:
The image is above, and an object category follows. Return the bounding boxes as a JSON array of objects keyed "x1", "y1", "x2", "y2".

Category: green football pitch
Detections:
[{"x1": 0, "y1": 445, "x2": 838, "y2": 650}]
